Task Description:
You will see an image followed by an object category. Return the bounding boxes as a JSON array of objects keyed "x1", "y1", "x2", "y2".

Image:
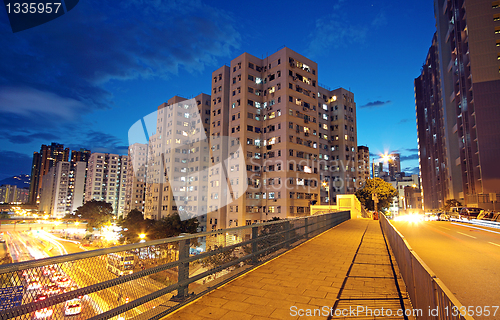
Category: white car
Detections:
[
  {"x1": 64, "y1": 299, "x2": 82, "y2": 316},
  {"x1": 51, "y1": 272, "x2": 63, "y2": 282},
  {"x1": 34, "y1": 308, "x2": 53, "y2": 319},
  {"x1": 56, "y1": 277, "x2": 71, "y2": 288},
  {"x1": 27, "y1": 280, "x2": 42, "y2": 290}
]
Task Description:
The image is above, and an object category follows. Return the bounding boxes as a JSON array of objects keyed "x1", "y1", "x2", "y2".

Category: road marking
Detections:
[
  {"x1": 457, "y1": 232, "x2": 476, "y2": 239},
  {"x1": 439, "y1": 226, "x2": 451, "y2": 230},
  {"x1": 488, "y1": 242, "x2": 500, "y2": 247},
  {"x1": 451, "y1": 223, "x2": 500, "y2": 235}
]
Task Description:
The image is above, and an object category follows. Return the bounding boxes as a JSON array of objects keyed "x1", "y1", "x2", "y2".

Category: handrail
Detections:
[
  {"x1": 0, "y1": 211, "x2": 350, "y2": 320},
  {"x1": 380, "y1": 214, "x2": 474, "y2": 320}
]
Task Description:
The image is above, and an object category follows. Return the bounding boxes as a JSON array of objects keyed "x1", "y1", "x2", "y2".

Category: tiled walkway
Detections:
[{"x1": 163, "y1": 219, "x2": 412, "y2": 320}]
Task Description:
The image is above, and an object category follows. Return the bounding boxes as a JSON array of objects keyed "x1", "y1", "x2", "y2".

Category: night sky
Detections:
[{"x1": 0, "y1": 0, "x2": 435, "y2": 180}]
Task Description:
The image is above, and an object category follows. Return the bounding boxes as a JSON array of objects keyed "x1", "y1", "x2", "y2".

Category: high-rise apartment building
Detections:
[
  {"x1": 29, "y1": 143, "x2": 70, "y2": 203},
  {"x1": 415, "y1": 34, "x2": 449, "y2": 210},
  {"x1": 144, "y1": 94, "x2": 212, "y2": 230},
  {"x1": 85, "y1": 153, "x2": 128, "y2": 217},
  {"x1": 357, "y1": 146, "x2": 370, "y2": 189},
  {"x1": 0, "y1": 185, "x2": 29, "y2": 204},
  {"x1": 38, "y1": 160, "x2": 87, "y2": 218},
  {"x1": 69, "y1": 149, "x2": 91, "y2": 213},
  {"x1": 207, "y1": 47, "x2": 358, "y2": 229},
  {"x1": 372, "y1": 162, "x2": 383, "y2": 178},
  {"x1": 388, "y1": 153, "x2": 401, "y2": 179},
  {"x1": 125, "y1": 143, "x2": 148, "y2": 214},
  {"x1": 416, "y1": 0, "x2": 500, "y2": 209}
]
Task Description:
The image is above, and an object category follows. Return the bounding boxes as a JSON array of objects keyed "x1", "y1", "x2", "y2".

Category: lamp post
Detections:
[{"x1": 322, "y1": 181, "x2": 330, "y2": 207}]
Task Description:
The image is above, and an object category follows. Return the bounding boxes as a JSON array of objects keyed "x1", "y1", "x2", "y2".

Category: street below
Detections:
[{"x1": 392, "y1": 220, "x2": 500, "y2": 320}]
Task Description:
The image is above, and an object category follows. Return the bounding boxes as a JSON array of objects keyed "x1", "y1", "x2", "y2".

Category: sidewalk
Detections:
[{"x1": 163, "y1": 219, "x2": 412, "y2": 320}]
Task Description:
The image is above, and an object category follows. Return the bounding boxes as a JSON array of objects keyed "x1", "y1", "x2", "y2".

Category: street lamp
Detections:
[
  {"x1": 322, "y1": 181, "x2": 330, "y2": 206},
  {"x1": 139, "y1": 233, "x2": 146, "y2": 243}
]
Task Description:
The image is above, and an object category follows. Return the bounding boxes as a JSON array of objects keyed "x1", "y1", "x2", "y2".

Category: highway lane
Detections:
[
  {"x1": 4, "y1": 230, "x2": 176, "y2": 318},
  {"x1": 392, "y1": 220, "x2": 500, "y2": 320}
]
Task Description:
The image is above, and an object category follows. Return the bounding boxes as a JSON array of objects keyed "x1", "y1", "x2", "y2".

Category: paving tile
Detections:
[{"x1": 162, "y1": 219, "x2": 413, "y2": 320}]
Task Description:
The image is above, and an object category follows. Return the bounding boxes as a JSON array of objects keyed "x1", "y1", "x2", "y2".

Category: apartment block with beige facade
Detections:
[
  {"x1": 357, "y1": 146, "x2": 370, "y2": 189},
  {"x1": 125, "y1": 143, "x2": 148, "y2": 214},
  {"x1": 207, "y1": 47, "x2": 358, "y2": 230},
  {"x1": 85, "y1": 153, "x2": 128, "y2": 217},
  {"x1": 144, "y1": 94, "x2": 212, "y2": 231}
]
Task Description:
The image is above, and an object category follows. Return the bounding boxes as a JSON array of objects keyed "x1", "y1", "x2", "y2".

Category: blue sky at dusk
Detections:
[{"x1": 0, "y1": 0, "x2": 435, "y2": 180}]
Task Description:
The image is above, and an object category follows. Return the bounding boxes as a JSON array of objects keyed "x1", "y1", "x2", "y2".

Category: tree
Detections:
[
  {"x1": 119, "y1": 211, "x2": 199, "y2": 242},
  {"x1": 119, "y1": 209, "x2": 148, "y2": 242},
  {"x1": 150, "y1": 213, "x2": 199, "y2": 239},
  {"x1": 442, "y1": 199, "x2": 462, "y2": 212},
  {"x1": 73, "y1": 200, "x2": 114, "y2": 231},
  {"x1": 355, "y1": 178, "x2": 398, "y2": 211}
]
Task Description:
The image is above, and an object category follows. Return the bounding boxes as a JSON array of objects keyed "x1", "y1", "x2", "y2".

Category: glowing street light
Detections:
[
  {"x1": 380, "y1": 153, "x2": 392, "y2": 162},
  {"x1": 322, "y1": 181, "x2": 330, "y2": 206},
  {"x1": 139, "y1": 233, "x2": 146, "y2": 240}
]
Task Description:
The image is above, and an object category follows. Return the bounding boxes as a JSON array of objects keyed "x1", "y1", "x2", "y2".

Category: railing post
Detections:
[
  {"x1": 304, "y1": 217, "x2": 309, "y2": 239},
  {"x1": 251, "y1": 226, "x2": 259, "y2": 264},
  {"x1": 175, "y1": 238, "x2": 190, "y2": 299},
  {"x1": 285, "y1": 221, "x2": 291, "y2": 248}
]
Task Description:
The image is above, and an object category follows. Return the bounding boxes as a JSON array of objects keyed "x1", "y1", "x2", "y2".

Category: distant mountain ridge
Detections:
[{"x1": 0, "y1": 174, "x2": 30, "y2": 189}]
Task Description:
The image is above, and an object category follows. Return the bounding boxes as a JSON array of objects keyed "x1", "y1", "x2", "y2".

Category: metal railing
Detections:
[
  {"x1": 380, "y1": 214, "x2": 474, "y2": 320},
  {"x1": 0, "y1": 211, "x2": 349, "y2": 320}
]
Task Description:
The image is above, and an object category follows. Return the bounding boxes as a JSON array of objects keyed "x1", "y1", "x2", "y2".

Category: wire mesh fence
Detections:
[{"x1": 0, "y1": 211, "x2": 349, "y2": 320}]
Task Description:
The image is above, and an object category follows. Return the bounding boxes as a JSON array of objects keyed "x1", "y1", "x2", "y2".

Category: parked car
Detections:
[
  {"x1": 477, "y1": 211, "x2": 500, "y2": 221},
  {"x1": 56, "y1": 277, "x2": 71, "y2": 288},
  {"x1": 43, "y1": 283, "x2": 61, "y2": 295},
  {"x1": 34, "y1": 308, "x2": 53, "y2": 319},
  {"x1": 459, "y1": 207, "x2": 483, "y2": 220},
  {"x1": 64, "y1": 299, "x2": 82, "y2": 316},
  {"x1": 438, "y1": 213, "x2": 450, "y2": 221}
]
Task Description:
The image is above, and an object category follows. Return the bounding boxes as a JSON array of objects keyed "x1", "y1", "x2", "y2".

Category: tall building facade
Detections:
[
  {"x1": 144, "y1": 94, "x2": 212, "y2": 230},
  {"x1": 415, "y1": 34, "x2": 450, "y2": 210},
  {"x1": 416, "y1": 0, "x2": 500, "y2": 209},
  {"x1": 207, "y1": 47, "x2": 358, "y2": 229},
  {"x1": 69, "y1": 149, "x2": 91, "y2": 213},
  {"x1": 388, "y1": 153, "x2": 401, "y2": 179},
  {"x1": 357, "y1": 146, "x2": 370, "y2": 189},
  {"x1": 0, "y1": 185, "x2": 29, "y2": 204},
  {"x1": 125, "y1": 143, "x2": 148, "y2": 214},
  {"x1": 29, "y1": 143, "x2": 70, "y2": 204},
  {"x1": 85, "y1": 153, "x2": 128, "y2": 217},
  {"x1": 38, "y1": 161, "x2": 87, "y2": 218}
]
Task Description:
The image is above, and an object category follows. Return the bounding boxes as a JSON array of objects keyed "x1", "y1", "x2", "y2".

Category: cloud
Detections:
[
  {"x1": 307, "y1": 2, "x2": 368, "y2": 56},
  {"x1": 3, "y1": 132, "x2": 60, "y2": 144},
  {"x1": 405, "y1": 148, "x2": 419, "y2": 153},
  {"x1": 403, "y1": 166, "x2": 420, "y2": 175},
  {"x1": 0, "y1": 0, "x2": 241, "y2": 109},
  {"x1": 0, "y1": 87, "x2": 88, "y2": 122},
  {"x1": 68, "y1": 131, "x2": 128, "y2": 155},
  {"x1": 0, "y1": 150, "x2": 33, "y2": 180},
  {"x1": 359, "y1": 100, "x2": 392, "y2": 109},
  {"x1": 400, "y1": 154, "x2": 419, "y2": 161},
  {"x1": 307, "y1": 2, "x2": 386, "y2": 57},
  {"x1": 371, "y1": 12, "x2": 387, "y2": 27}
]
